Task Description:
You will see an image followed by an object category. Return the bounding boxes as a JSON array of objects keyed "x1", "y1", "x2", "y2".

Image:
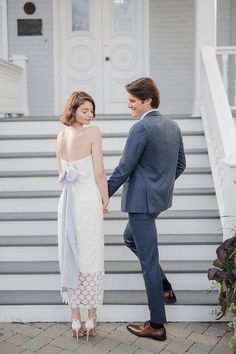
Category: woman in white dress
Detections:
[{"x1": 57, "y1": 91, "x2": 108, "y2": 341}]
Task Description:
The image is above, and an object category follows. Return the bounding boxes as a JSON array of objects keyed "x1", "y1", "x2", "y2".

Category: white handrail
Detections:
[
  {"x1": 0, "y1": 56, "x2": 28, "y2": 116},
  {"x1": 200, "y1": 46, "x2": 236, "y2": 239}
]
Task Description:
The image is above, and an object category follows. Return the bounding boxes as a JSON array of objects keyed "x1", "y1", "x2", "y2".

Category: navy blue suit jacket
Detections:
[{"x1": 108, "y1": 111, "x2": 186, "y2": 214}]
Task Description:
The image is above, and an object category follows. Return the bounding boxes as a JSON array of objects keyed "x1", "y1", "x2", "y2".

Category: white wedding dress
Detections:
[{"x1": 57, "y1": 155, "x2": 104, "y2": 309}]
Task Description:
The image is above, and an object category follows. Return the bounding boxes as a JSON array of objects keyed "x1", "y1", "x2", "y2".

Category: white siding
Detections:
[
  {"x1": 7, "y1": 0, "x2": 54, "y2": 116},
  {"x1": 149, "y1": 0, "x2": 195, "y2": 115}
]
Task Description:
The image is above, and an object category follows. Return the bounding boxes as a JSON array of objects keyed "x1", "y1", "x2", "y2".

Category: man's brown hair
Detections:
[
  {"x1": 125, "y1": 77, "x2": 160, "y2": 108},
  {"x1": 60, "y1": 91, "x2": 95, "y2": 126}
]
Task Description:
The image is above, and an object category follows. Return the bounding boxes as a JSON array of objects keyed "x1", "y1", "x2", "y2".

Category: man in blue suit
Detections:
[{"x1": 108, "y1": 77, "x2": 186, "y2": 341}]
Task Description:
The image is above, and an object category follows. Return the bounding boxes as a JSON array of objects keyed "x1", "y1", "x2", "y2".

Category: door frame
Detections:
[
  {"x1": 53, "y1": 0, "x2": 150, "y2": 116},
  {"x1": 0, "y1": 0, "x2": 8, "y2": 59}
]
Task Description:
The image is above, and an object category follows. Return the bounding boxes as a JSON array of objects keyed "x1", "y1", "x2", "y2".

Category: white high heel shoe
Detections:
[
  {"x1": 85, "y1": 317, "x2": 96, "y2": 342},
  {"x1": 72, "y1": 319, "x2": 83, "y2": 341}
]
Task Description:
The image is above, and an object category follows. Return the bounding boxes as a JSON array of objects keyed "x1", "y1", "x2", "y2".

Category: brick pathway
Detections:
[{"x1": 0, "y1": 322, "x2": 235, "y2": 354}]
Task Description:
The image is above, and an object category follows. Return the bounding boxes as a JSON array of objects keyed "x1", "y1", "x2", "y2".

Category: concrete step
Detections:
[
  {"x1": 0, "y1": 188, "x2": 218, "y2": 212},
  {"x1": 0, "y1": 234, "x2": 222, "y2": 246},
  {"x1": 0, "y1": 115, "x2": 203, "y2": 134},
  {"x1": 0, "y1": 131, "x2": 206, "y2": 152},
  {"x1": 0, "y1": 210, "x2": 221, "y2": 236},
  {"x1": 0, "y1": 148, "x2": 210, "y2": 171},
  {"x1": 0, "y1": 273, "x2": 211, "y2": 291},
  {"x1": 0, "y1": 289, "x2": 218, "y2": 322},
  {"x1": 0, "y1": 241, "x2": 217, "y2": 262},
  {"x1": 0, "y1": 167, "x2": 214, "y2": 191},
  {"x1": 0, "y1": 260, "x2": 214, "y2": 291}
]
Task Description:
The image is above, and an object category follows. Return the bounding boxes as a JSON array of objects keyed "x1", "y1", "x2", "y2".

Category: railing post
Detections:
[
  {"x1": 192, "y1": 0, "x2": 217, "y2": 116},
  {"x1": 222, "y1": 160, "x2": 236, "y2": 240},
  {"x1": 201, "y1": 46, "x2": 236, "y2": 241},
  {"x1": 10, "y1": 55, "x2": 29, "y2": 116}
]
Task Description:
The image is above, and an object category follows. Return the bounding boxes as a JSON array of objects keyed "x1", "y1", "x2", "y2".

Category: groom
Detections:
[{"x1": 108, "y1": 77, "x2": 186, "y2": 340}]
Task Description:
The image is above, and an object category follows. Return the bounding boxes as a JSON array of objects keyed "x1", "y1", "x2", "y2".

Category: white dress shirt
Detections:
[{"x1": 140, "y1": 109, "x2": 159, "y2": 120}]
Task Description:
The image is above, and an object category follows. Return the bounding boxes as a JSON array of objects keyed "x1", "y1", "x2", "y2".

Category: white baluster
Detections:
[
  {"x1": 234, "y1": 55, "x2": 236, "y2": 107},
  {"x1": 0, "y1": 58, "x2": 29, "y2": 116},
  {"x1": 222, "y1": 54, "x2": 229, "y2": 95}
]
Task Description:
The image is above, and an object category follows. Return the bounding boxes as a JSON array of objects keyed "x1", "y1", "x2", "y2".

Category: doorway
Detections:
[{"x1": 54, "y1": 0, "x2": 149, "y2": 114}]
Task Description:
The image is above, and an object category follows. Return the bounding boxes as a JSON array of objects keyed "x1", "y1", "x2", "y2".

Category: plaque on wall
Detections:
[{"x1": 17, "y1": 19, "x2": 42, "y2": 36}]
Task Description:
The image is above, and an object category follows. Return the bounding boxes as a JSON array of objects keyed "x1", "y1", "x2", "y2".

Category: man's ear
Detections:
[{"x1": 144, "y1": 98, "x2": 152, "y2": 106}]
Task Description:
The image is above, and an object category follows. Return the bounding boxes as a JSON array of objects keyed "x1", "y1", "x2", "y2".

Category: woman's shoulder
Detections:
[
  {"x1": 86, "y1": 125, "x2": 101, "y2": 137},
  {"x1": 57, "y1": 128, "x2": 68, "y2": 138},
  {"x1": 56, "y1": 128, "x2": 69, "y2": 146}
]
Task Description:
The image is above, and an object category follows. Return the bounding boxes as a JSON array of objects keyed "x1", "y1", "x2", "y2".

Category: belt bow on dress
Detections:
[{"x1": 59, "y1": 165, "x2": 80, "y2": 303}]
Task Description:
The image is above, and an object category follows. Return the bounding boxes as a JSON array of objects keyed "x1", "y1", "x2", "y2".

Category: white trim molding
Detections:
[
  {"x1": 144, "y1": 0, "x2": 150, "y2": 77},
  {"x1": 52, "y1": 0, "x2": 61, "y2": 116},
  {"x1": 192, "y1": 0, "x2": 217, "y2": 116},
  {"x1": 0, "y1": 0, "x2": 8, "y2": 59}
]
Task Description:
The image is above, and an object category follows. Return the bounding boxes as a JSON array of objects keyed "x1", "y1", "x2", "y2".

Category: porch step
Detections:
[
  {"x1": 0, "y1": 260, "x2": 214, "y2": 291},
  {"x1": 0, "y1": 290, "x2": 218, "y2": 322},
  {"x1": 0, "y1": 238, "x2": 218, "y2": 262},
  {"x1": 0, "y1": 188, "x2": 217, "y2": 212},
  {"x1": 0, "y1": 210, "x2": 221, "y2": 236},
  {"x1": 0, "y1": 131, "x2": 205, "y2": 139},
  {"x1": 0, "y1": 210, "x2": 220, "y2": 221},
  {"x1": 0, "y1": 167, "x2": 211, "y2": 177},
  {"x1": 0, "y1": 115, "x2": 203, "y2": 134},
  {"x1": 0, "y1": 289, "x2": 217, "y2": 306},
  {"x1": 0, "y1": 234, "x2": 222, "y2": 247},
  {"x1": 0, "y1": 187, "x2": 216, "y2": 198},
  {"x1": 0, "y1": 149, "x2": 208, "y2": 158},
  {"x1": 0, "y1": 148, "x2": 209, "y2": 170},
  {"x1": 0, "y1": 260, "x2": 214, "y2": 274},
  {"x1": 0, "y1": 167, "x2": 214, "y2": 191},
  {"x1": 0, "y1": 130, "x2": 206, "y2": 151}
]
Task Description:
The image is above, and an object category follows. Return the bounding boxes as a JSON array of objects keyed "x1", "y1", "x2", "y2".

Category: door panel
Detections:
[
  {"x1": 103, "y1": 0, "x2": 146, "y2": 113},
  {"x1": 56, "y1": 0, "x2": 148, "y2": 114}
]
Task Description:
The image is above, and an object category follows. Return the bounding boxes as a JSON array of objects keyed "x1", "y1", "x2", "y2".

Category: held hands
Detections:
[{"x1": 103, "y1": 197, "x2": 109, "y2": 215}]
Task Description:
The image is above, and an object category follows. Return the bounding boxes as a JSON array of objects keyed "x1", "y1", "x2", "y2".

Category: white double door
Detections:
[{"x1": 56, "y1": 0, "x2": 149, "y2": 114}]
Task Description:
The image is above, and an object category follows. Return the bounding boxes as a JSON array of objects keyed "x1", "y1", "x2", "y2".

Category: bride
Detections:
[{"x1": 57, "y1": 91, "x2": 108, "y2": 341}]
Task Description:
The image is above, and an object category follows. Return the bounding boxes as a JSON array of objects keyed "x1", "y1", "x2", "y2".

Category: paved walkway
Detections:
[{"x1": 0, "y1": 322, "x2": 235, "y2": 354}]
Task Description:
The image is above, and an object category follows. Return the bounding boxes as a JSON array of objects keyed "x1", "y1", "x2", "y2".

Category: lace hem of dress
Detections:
[{"x1": 67, "y1": 270, "x2": 104, "y2": 309}]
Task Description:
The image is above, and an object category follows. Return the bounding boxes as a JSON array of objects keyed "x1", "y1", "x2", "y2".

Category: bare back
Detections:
[{"x1": 57, "y1": 126, "x2": 93, "y2": 163}]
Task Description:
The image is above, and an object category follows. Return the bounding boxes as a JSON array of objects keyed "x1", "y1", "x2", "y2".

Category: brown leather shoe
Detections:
[
  {"x1": 163, "y1": 290, "x2": 177, "y2": 304},
  {"x1": 127, "y1": 321, "x2": 166, "y2": 341}
]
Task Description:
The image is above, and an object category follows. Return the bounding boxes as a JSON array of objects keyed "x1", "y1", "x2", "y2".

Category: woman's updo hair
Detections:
[{"x1": 60, "y1": 91, "x2": 96, "y2": 126}]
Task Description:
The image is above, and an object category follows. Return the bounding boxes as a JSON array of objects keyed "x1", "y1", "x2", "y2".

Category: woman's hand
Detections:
[{"x1": 103, "y1": 198, "x2": 109, "y2": 215}]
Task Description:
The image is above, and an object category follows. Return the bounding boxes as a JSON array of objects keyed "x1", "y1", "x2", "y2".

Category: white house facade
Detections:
[{"x1": 1, "y1": 0, "x2": 236, "y2": 116}]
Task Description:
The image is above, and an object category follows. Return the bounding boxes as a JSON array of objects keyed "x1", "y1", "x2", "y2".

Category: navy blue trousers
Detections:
[{"x1": 123, "y1": 213, "x2": 166, "y2": 324}]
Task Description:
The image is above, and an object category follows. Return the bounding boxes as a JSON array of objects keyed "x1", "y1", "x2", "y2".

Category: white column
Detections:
[
  {"x1": 0, "y1": 0, "x2": 8, "y2": 59},
  {"x1": 192, "y1": 0, "x2": 217, "y2": 116},
  {"x1": 10, "y1": 55, "x2": 29, "y2": 116}
]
